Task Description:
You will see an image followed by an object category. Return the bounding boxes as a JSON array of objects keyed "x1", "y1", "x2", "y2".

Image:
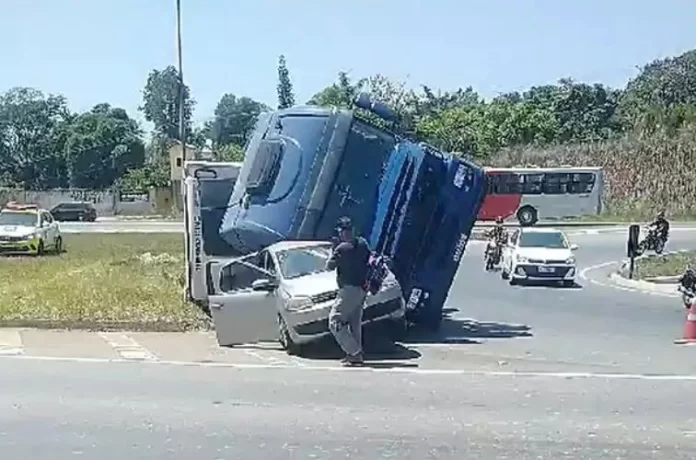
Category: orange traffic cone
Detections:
[{"x1": 675, "y1": 300, "x2": 696, "y2": 345}]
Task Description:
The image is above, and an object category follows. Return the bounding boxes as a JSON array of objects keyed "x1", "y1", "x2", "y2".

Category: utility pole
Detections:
[{"x1": 176, "y1": 0, "x2": 187, "y2": 162}]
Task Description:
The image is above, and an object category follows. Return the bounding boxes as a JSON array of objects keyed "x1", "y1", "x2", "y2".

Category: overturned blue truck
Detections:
[{"x1": 184, "y1": 95, "x2": 487, "y2": 333}]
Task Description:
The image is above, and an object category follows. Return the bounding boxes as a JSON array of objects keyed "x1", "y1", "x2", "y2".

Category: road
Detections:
[
  {"x1": 3, "y1": 223, "x2": 696, "y2": 458},
  {"x1": 2, "y1": 359, "x2": 695, "y2": 459}
]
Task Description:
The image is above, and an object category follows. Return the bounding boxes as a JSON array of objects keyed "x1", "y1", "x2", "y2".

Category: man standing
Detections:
[{"x1": 326, "y1": 217, "x2": 371, "y2": 366}]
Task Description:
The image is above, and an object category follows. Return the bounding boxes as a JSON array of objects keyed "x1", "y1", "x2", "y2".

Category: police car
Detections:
[{"x1": 0, "y1": 203, "x2": 63, "y2": 255}]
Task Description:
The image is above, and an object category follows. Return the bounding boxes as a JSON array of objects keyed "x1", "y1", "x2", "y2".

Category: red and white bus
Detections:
[{"x1": 477, "y1": 167, "x2": 604, "y2": 226}]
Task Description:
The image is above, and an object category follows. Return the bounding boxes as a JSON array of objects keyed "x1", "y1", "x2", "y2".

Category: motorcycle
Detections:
[
  {"x1": 679, "y1": 286, "x2": 695, "y2": 310},
  {"x1": 484, "y1": 240, "x2": 502, "y2": 271},
  {"x1": 636, "y1": 224, "x2": 666, "y2": 255}
]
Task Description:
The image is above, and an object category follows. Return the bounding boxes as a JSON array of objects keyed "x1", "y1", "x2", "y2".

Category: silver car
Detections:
[{"x1": 208, "y1": 241, "x2": 407, "y2": 354}]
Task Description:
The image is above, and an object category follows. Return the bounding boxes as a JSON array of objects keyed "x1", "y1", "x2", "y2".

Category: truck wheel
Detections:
[{"x1": 517, "y1": 206, "x2": 538, "y2": 226}]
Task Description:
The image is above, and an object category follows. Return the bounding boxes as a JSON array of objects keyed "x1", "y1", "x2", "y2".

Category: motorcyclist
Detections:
[
  {"x1": 678, "y1": 266, "x2": 696, "y2": 309},
  {"x1": 484, "y1": 217, "x2": 508, "y2": 261},
  {"x1": 649, "y1": 210, "x2": 670, "y2": 242}
]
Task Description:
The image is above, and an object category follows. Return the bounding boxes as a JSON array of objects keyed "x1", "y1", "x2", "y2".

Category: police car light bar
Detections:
[{"x1": 3, "y1": 202, "x2": 38, "y2": 211}]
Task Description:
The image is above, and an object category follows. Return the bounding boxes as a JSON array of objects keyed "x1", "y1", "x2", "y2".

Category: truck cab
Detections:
[{"x1": 213, "y1": 98, "x2": 487, "y2": 329}]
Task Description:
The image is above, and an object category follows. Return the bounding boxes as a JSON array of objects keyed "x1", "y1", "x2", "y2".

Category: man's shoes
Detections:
[{"x1": 341, "y1": 352, "x2": 364, "y2": 367}]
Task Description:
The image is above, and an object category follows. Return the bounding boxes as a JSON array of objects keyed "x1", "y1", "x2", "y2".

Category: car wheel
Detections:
[
  {"x1": 54, "y1": 237, "x2": 63, "y2": 254},
  {"x1": 36, "y1": 240, "x2": 45, "y2": 256},
  {"x1": 501, "y1": 267, "x2": 509, "y2": 280},
  {"x1": 509, "y1": 276, "x2": 518, "y2": 286},
  {"x1": 517, "y1": 206, "x2": 538, "y2": 227},
  {"x1": 277, "y1": 314, "x2": 302, "y2": 356}
]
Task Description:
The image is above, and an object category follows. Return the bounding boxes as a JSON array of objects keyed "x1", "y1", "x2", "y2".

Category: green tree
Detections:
[
  {"x1": 308, "y1": 72, "x2": 367, "y2": 108},
  {"x1": 140, "y1": 66, "x2": 195, "y2": 141},
  {"x1": 277, "y1": 55, "x2": 295, "y2": 109},
  {"x1": 64, "y1": 103, "x2": 145, "y2": 189},
  {"x1": 207, "y1": 93, "x2": 268, "y2": 148},
  {"x1": 618, "y1": 49, "x2": 696, "y2": 133},
  {"x1": 0, "y1": 87, "x2": 72, "y2": 189}
]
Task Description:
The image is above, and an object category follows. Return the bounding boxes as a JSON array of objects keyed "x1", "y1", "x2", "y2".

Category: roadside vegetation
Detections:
[
  {"x1": 0, "y1": 234, "x2": 208, "y2": 331},
  {"x1": 633, "y1": 251, "x2": 696, "y2": 279}
]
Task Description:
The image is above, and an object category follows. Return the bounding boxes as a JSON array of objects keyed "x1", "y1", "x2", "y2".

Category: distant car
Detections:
[
  {"x1": 50, "y1": 202, "x2": 97, "y2": 222},
  {"x1": 500, "y1": 227, "x2": 578, "y2": 286},
  {"x1": 0, "y1": 203, "x2": 63, "y2": 255},
  {"x1": 208, "y1": 240, "x2": 407, "y2": 355}
]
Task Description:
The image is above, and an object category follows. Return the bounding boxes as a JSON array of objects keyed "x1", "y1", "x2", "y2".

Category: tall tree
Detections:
[
  {"x1": 207, "y1": 93, "x2": 268, "y2": 148},
  {"x1": 308, "y1": 71, "x2": 366, "y2": 108},
  {"x1": 140, "y1": 66, "x2": 195, "y2": 141},
  {"x1": 64, "y1": 104, "x2": 145, "y2": 189},
  {"x1": 0, "y1": 87, "x2": 72, "y2": 189},
  {"x1": 277, "y1": 55, "x2": 295, "y2": 109}
]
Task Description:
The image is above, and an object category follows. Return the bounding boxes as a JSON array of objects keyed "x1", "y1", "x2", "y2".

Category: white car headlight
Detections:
[
  {"x1": 566, "y1": 256, "x2": 576, "y2": 264},
  {"x1": 515, "y1": 254, "x2": 528, "y2": 263},
  {"x1": 286, "y1": 296, "x2": 314, "y2": 312}
]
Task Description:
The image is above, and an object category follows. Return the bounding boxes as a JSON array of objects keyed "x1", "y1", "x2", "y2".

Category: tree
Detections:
[
  {"x1": 207, "y1": 93, "x2": 268, "y2": 148},
  {"x1": 0, "y1": 87, "x2": 72, "y2": 189},
  {"x1": 63, "y1": 104, "x2": 145, "y2": 189},
  {"x1": 308, "y1": 71, "x2": 366, "y2": 108},
  {"x1": 618, "y1": 50, "x2": 696, "y2": 133},
  {"x1": 277, "y1": 55, "x2": 295, "y2": 109},
  {"x1": 140, "y1": 66, "x2": 195, "y2": 141}
]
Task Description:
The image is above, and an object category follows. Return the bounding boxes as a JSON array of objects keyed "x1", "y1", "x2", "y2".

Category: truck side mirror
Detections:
[{"x1": 627, "y1": 224, "x2": 640, "y2": 258}]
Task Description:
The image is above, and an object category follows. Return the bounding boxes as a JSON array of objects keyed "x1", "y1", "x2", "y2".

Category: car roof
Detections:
[
  {"x1": 519, "y1": 227, "x2": 566, "y2": 234},
  {"x1": 267, "y1": 240, "x2": 332, "y2": 252}
]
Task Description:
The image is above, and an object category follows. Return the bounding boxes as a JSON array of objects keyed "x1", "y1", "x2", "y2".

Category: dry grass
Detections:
[
  {"x1": 634, "y1": 251, "x2": 696, "y2": 279},
  {"x1": 0, "y1": 233, "x2": 209, "y2": 331},
  {"x1": 490, "y1": 127, "x2": 696, "y2": 220}
]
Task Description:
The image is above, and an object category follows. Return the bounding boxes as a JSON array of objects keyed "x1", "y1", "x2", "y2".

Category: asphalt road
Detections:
[
  {"x1": 5, "y1": 221, "x2": 695, "y2": 458},
  {"x1": 2, "y1": 359, "x2": 695, "y2": 459}
]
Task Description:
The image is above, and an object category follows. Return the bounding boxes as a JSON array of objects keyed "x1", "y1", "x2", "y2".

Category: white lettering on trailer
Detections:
[
  {"x1": 453, "y1": 232, "x2": 468, "y2": 263},
  {"x1": 406, "y1": 288, "x2": 422, "y2": 310},
  {"x1": 192, "y1": 182, "x2": 203, "y2": 274}
]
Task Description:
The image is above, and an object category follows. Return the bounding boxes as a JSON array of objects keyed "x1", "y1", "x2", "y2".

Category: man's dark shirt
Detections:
[{"x1": 326, "y1": 237, "x2": 370, "y2": 288}]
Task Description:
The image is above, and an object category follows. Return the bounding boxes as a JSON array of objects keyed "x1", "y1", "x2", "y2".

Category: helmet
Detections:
[
  {"x1": 657, "y1": 210, "x2": 665, "y2": 219},
  {"x1": 495, "y1": 216, "x2": 504, "y2": 225}
]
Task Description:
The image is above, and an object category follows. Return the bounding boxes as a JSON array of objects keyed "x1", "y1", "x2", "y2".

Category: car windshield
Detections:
[
  {"x1": 276, "y1": 244, "x2": 333, "y2": 280},
  {"x1": 519, "y1": 231, "x2": 568, "y2": 249},
  {"x1": 0, "y1": 212, "x2": 37, "y2": 227}
]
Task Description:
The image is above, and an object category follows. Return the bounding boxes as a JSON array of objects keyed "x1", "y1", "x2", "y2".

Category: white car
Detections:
[
  {"x1": 500, "y1": 227, "x2": 578, "y2": 286},
  {"x1": 207, "y1": 240, "x2": 407, "y2": 354},
  {"x1": 0, "y1": 203, "x2": 63, "y2": 256}
]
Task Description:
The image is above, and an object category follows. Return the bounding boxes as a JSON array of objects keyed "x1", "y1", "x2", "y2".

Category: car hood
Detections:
[
  {"x1": 281, "y1": 270, "x2": 338, "y2": 297},
  {"x1": 0, "y1": 225, "x2": 35, "y2": 237},
  {"x1": 516, "y1": 247, "x2": 573, "y2": 261}
]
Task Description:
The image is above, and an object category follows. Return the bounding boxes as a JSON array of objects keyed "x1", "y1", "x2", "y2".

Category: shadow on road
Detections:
[
  {"x1": 403, "y1": 307, "x2": 534, "y2": 345},
  {"x1": 300, "y1": 337, "x2": 422, "y2": 364}
]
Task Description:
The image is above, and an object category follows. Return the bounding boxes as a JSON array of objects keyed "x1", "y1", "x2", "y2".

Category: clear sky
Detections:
[{"x1": 2, "y1": 0, "x2": 695, "y2": 128}]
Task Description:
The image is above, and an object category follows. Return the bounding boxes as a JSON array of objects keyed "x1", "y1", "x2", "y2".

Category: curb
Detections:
[{"x1": 609, "y1": 249, "x2": 693, "y2": 296}]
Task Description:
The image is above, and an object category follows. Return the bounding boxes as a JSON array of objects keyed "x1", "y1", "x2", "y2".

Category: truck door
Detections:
[{"x1": 208, "y1": 256, "x2": 279, "y2": 346}]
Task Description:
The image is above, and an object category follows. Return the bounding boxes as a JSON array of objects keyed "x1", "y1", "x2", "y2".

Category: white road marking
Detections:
[
  {"x1": 243, "y1": 349, "x2": 291, "y2": 366},
  {"x1": 97, "y1": 332, "x2": 159, "y2": 361},
  {"x1": 2, "y1": 352, "x2": 696, "y2": 380},
  {"x1": 579, "y1": 261, "x2": 680, "y2": 298},
  {"x1": 0, "y1": 329, "x2": 23, "y2": 356}
]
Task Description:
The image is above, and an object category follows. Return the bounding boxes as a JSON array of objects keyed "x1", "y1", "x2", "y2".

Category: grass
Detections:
[
  {"x1": 634, "y1": 251, "x2": 696, "y2": 279},
  {"x1": 0, "y1": 233, "x2": 209, "y2": 331}
]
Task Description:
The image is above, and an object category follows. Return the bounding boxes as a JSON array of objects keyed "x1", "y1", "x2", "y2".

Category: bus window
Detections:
[
  {"x1": 521, "y1": 173, "x2": 543, "y2": 194},
  {"x1": 491, "y1": 173, "x2": 521, "y2": 194},
  {"x1": 542, "y1": 173, "x2": 570, "y2": 195},
  {"x1": 569, "y1": 173, "x2": 595, "y2": 194}
]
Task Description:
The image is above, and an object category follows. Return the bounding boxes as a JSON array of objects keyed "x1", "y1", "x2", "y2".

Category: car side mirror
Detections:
[
  {"x1": 570, "y1": 244, "x2": 579, "y2": 251},
  {"x1": 251, "y1": 278, "x2": 276, "y2": 292}
]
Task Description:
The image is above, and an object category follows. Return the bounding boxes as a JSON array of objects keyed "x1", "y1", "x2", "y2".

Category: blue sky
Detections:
[{"x1": 1, "y1": 0, "x2": 695, "y2": 129}]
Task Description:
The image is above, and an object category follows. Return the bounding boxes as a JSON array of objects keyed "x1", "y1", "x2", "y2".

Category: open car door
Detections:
[{"x1": 208, "y1": 259, "x2": 280, "y2": 346}]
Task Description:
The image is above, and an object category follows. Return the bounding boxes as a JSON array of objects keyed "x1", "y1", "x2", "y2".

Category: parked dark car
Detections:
[{"x1": 50, "y1": 202, "x2": 97, "y2": 222}]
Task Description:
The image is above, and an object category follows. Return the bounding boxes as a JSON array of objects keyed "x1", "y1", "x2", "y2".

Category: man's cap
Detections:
[{"x1": 336, "y1": 216, "x2": 353, "y2": 231}]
